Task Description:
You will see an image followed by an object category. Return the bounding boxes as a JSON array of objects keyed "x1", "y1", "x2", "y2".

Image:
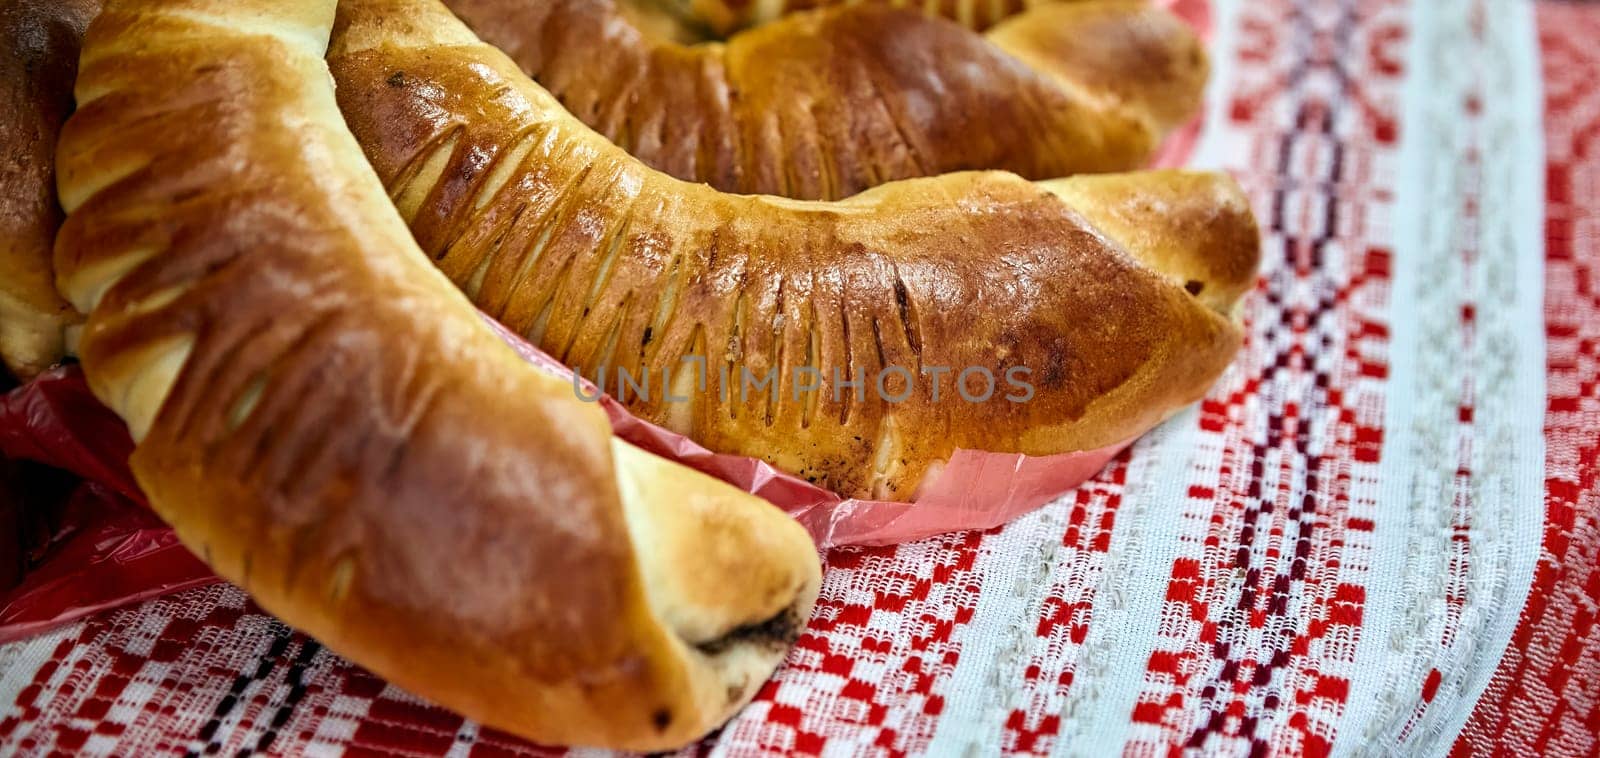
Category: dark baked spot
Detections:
[
  {"x1": 652, "y1": 708, "x2": 672, "y2": 731},
  {"x1": 1040, "y1": 345, "x2": 1067, "y2": 387},
  {"x1": 1184, "y1": 279, "x2": 1205, "y2": 296},
  {"x1": 386, "y1": 70, "x2": 405, "y2": 87}
]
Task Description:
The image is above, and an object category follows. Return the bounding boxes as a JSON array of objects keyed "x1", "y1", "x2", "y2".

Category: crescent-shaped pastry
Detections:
[
  {"x1": 442, "y1": 0, "x2": 1207, "y2": 199},
  {"x1": 53, "y1": 0, "x2": 820, "y2": 749},
  {"x1": 0, "y1": 0, "x2": 97, "y2": 379},
  {"x1": 329, "y1": 0, "x2": 1259, "y2": 501},
  {"x1": 678, "y1": 0, "x2": 1102, "y2": 35}
]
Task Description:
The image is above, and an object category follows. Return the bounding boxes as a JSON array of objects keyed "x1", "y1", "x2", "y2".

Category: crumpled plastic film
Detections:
[
  {"x1": 0, "y1": 366, "x2": 140, "y2": 501},
  {"x1": 0, "y1": 369, "x2": 215, "y2": 645},
  {"x1": 0, "y1": 481, "x2": 212, "y2": 645}
]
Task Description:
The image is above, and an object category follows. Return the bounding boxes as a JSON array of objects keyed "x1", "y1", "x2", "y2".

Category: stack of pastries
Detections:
[{"x1": 1, "y1": 0, "x2": 1256, "y2": 749}]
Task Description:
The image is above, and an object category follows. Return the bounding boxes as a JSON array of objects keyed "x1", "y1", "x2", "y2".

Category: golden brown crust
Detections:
[
  {"x1": 329, "y1": 0, "x2": 1256, "y2": 501},
  {"x1": 679, "y1": 0, "x2": 1075, "y2": 37},
  {"x1": 440, "y1": 0, "x2": 1205, "y2": 199},
  {"x1": 0, "y1": 0, "x2": 98, "y2": 380},
  {"x1": 987, "y1": 2, "x2": 1208, "y2": 137},
  {"x1": 55, "y1": 0, "x2": 818, "y2": 749},
  {"x1": 1040, "y1": 171, "x2": 1260, "y2": 315}
]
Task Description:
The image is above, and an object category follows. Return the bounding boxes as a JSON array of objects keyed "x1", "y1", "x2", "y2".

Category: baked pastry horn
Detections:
[
  {"x1": 678, "y1": 0, "x2": 1109, "y2": 35},
  {"x1": 443, "y1": 0, "x2": 1207, "y2": 199},
  {"x1": 329, "y1": 0, "x2": 1260, "y2": 502},
  {"x1": 54, "y1": 0, "x2": 820, "y2": 749},
  {"x1": 0, "y1": 0, "x2": 98, "y2": 379}
]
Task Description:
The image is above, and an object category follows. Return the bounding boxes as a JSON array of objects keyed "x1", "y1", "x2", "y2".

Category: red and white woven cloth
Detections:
[{"x1": 2, "y1": 0, "x2": 1597, "y2": 754}]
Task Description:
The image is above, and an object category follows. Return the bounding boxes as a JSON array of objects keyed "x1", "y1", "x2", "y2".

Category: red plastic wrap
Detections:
[
  {"x1": 0, "y1": 366, "x2": 139, "y2": 501},
  {"x1": 0, "y1": 369, "x2": 217, "y2": 644},
  {"x1": 0, "y1": 482, "x2": 212, "y2": 645},
  {"x1": 0, "y1": 0, "x2": 1209, "y2": 642}
]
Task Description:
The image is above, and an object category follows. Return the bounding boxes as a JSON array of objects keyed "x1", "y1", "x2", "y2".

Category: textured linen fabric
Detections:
[{"x1": 2, "y1": 0, "x2": 1596, "y2": 755}]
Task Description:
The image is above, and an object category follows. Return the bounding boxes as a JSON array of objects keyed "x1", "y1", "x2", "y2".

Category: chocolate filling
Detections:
[{"x1": 694, "y1": 605, "x2": 803, "y2": 656}]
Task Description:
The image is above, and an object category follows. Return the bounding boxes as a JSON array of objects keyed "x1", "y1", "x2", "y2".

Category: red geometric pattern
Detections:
[
  {"x1": 721, "y1": 530, "x2": 990, "y2": 754},
  {"x1": 1450, "y1": 4, "x2": 1600, "y2": 755},
  {"x1": 1123, "y1": 0, "x2": 1405, "y2": 754},
  {"x1": 996, "y1": 457, "x2": 1131, "y2": 754},
  {"x1": 723, "y1": 454, "x2": 1140, "y2": 756},
  {"x1": 0, "y1": 585, "x2": 566, "y2": 757}
]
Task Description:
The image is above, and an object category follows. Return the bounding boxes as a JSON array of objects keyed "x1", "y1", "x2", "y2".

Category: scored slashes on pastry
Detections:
[
  {"x1": 1, "y1": 0, "x2": 1201, "y2": 377},
  {"x1": 677, "y1": 0, "x2": 1132, "y2": 36},
  {"x1": 54, "y1": 0, "x2": 820, "y2": 749},
  {"x1": 329, "y1": 0, "x2": 1260, "y2": 502},
  {"x1": 444, "y1": 0, "x2": 1208, "y2": 199}
]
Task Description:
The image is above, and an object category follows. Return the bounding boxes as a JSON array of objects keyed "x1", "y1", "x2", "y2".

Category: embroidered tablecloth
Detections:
[{"x1": 3, "y1": 0, "x2": 1598, "y2": 754}]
